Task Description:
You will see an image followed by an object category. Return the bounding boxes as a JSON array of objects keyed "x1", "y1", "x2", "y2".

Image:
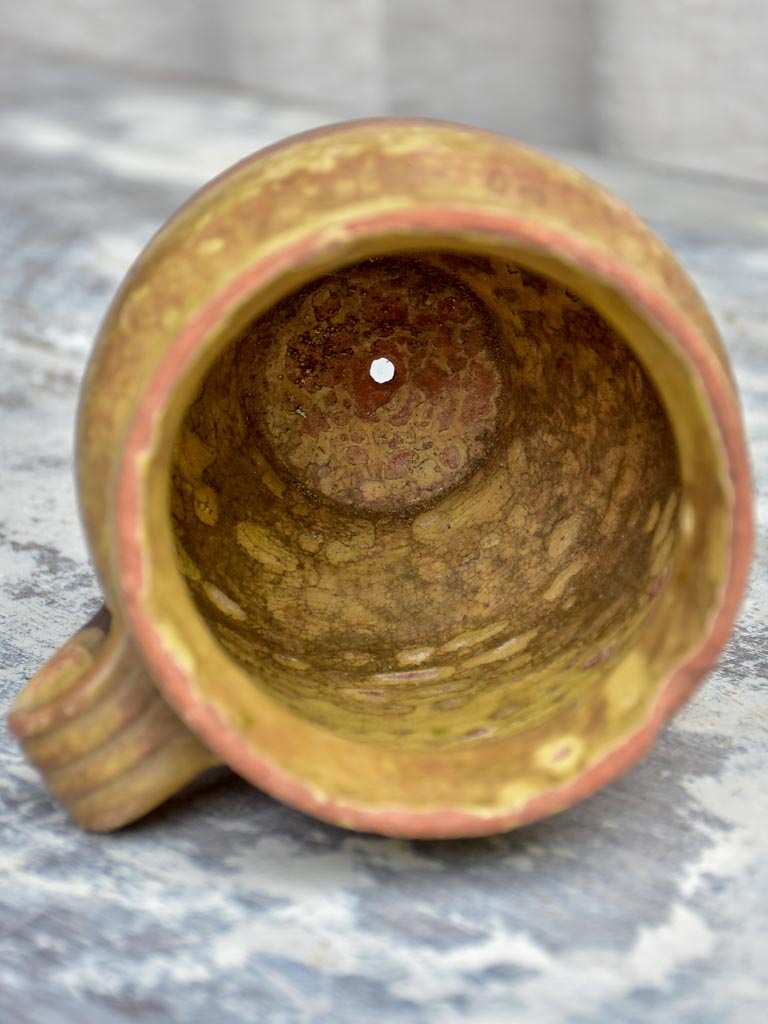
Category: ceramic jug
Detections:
[{"x1": 9, "y1": 120, "x2": 752, "y2": 837}]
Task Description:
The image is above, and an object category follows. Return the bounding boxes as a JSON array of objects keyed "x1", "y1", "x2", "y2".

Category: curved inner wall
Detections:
[{"x1": 170, "y1": 253, "x2": 681, "y2": 749}]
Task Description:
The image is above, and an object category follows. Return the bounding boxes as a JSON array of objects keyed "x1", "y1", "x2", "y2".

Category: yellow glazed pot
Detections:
[{"x1": 9, "y1": 119, "x2": 752, "y2": 837}]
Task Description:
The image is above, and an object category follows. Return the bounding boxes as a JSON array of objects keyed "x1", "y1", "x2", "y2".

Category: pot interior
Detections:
[{"x1": 170, "y1": 252, "x2": 681, "y2": 750}]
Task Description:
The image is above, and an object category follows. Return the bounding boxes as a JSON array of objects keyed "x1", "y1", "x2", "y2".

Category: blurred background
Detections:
[{"x1": 1, "y1": 0, "x2": 766, "y2": 185}]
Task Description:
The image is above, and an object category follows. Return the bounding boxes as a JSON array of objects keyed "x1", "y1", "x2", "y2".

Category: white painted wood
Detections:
[
  {"x1": 383, "y1": 0, "x2": 595, "y2": 147},
  {"x1": 0, "y1": 0, "x2": 384, "y2": 112},
  {"x1": 596, "y1": 0, "x2": 768, "y2": 184}
]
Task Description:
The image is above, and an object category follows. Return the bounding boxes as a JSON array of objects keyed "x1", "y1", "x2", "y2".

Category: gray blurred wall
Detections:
[{"x1": 2, "y1": 0, "x2": 766, "y2": 183}]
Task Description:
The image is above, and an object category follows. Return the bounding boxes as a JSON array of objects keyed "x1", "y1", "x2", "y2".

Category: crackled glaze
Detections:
[
  {"x1": 8, "y1": 117, "x2": 751, "y2": 837},
  {"x1": 171, "y1": 254, "x2": 679, "y2": 751}
]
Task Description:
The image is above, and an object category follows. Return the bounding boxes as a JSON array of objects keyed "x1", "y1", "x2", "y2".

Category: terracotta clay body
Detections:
[{"x1": 9, "y1": 120, "x2": 752, "y2": 836}]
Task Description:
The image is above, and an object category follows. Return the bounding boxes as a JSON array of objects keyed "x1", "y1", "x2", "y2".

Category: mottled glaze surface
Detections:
[
  {"x1": 7, "y1": 112, "x2": 750, "y2": 835},
  {"x1": 253, "y1": 255, "x2": 505, "y2": 512},
  {"x1": 0, "y1": 47, "x2": 766, "y2": 1023},
  {"x1": 171, "y1": 253, "x2": 679, "y2": 751},
  {"x1": 76, "y1": 118, "x2": 737, "y2": 588}
]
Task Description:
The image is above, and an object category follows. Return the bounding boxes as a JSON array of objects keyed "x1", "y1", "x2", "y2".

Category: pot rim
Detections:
[{"x1": 112, "y1": 202, "x2": 752, "y2": 838}]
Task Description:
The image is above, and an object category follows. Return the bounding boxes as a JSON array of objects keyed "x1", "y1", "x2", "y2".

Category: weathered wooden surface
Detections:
[{"x1": 0, "y1": 46, "x2": 766, "y2": 1024}]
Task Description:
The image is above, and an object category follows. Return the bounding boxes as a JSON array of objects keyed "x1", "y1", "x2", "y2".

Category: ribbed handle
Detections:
[{"x1": 8, "y1": 608, "x2": 220, "y2": 831}]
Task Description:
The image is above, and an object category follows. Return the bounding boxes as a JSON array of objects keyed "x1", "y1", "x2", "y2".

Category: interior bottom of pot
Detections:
[{"x1": 170, "y1": 251, "x2": 681, "y2": 750}]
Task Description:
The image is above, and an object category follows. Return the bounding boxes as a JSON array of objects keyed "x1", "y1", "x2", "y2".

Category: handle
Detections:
[{"x1": 8, "y1": 607, "x2": 220, "y2": 831}]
